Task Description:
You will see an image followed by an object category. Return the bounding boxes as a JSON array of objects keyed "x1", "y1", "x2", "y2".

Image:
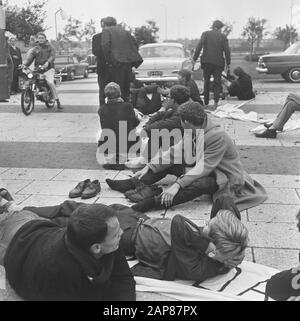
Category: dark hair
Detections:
[
  {"x1": 101, "y1": 16, "x2": 117, "y2": 27},
  {"x1": 67, "y1": 204, "x2": 116, "y2": 251},
  {"x1": 178, "y1": 69, "x2": 192, "y2": 82},
  {"x1": 170, "y1": 85, "x2": 190, "y2": 105},
  {"x1": 179, "y1": 101, "x2": 207, "y2": 126},
  {"x1": 36, "y1": 32, "x2": 47, "y2": 39},
  {"x1": 212, "y1": 20, "x2": 224, "y2": 30}
]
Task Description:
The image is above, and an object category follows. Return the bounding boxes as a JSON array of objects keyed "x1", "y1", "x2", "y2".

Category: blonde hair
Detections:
[{"x1": 208, "y1": 210, "x2": 249, "y2": 255}]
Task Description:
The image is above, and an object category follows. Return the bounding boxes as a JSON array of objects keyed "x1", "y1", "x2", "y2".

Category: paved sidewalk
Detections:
[{"x1": 0, "y1": 75, "x2": 299, "y2": 301}]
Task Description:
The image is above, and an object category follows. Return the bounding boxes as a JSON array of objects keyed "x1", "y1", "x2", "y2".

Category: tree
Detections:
[
  {"x1": 82, "y1": 19, "x2": 96, "y2": 45},
  {"x1": 134, "y1": 20, "x2": 159, "y2": 46},
  {"x1": 4, "y1": 0, "x2": 47, "y2": 44},
  {"x1": 274, "y1": 25, "x2": 298, "y2": 49},
  {"x1": 62, "y1": 17, "x2": 84, "y2": 41},
  {"x1": 242, "y1": 17, "x2": 268, "y2": 57}
]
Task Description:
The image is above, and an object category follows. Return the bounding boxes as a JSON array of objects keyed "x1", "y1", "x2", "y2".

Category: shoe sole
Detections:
[{"x1": 69, "y1": 194, "x2": 82, "y2": 199}]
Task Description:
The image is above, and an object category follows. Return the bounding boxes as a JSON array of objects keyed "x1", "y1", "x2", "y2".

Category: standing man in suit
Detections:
[
  {"x1": 93, "y1": 17, "x2": 143, "y2": 105},
  {"x1": 192, "y1": 20, "x2": 231, "y2": 109},
  {"x1": 8, "y1": 36, "x2": 22, "y2": 94}
]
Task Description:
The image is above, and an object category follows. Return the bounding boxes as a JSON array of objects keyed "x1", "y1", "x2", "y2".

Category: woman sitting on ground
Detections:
[
  {"x1": 227, "y1": 67, "x2": 255, "y2": 101},
  {"x1": 98, "y1": 82, "x2": 139, "y2": 170}
]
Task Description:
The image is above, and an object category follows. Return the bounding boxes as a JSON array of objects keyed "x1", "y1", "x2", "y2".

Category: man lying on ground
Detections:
[
  {"x1": 0, "y1": 189, "x2": 135, "y2": 301},
  {"x1": 255, "y1": 93, "x2": 300, "y2": 139},
  {"x1": 265, "y1": 210, "x2": 300, "y2": 301},
  {"x1": 0, "y1": 191, "x2": 247, "y2": 284},
  {"x1": 107, "y1": 101, "x2": 267, "y2": 212}
]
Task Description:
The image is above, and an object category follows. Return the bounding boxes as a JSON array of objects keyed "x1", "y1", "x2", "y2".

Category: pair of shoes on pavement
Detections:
[
  {"x1": 69, "y1": 179, "x2": 101, "y2": 199},
  {"x1": 125, "y1": 182, "x2": 162, "y2": 203}
]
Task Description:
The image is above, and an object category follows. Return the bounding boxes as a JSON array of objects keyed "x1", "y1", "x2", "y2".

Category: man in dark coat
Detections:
[
  {"x1": 192, "y1": 20, "x2": 231, "y2": 109},
  {"x1": 93, "y1": 16, "x2": 143, "y2": 105},
  {"x1": 8, "y1": 37, "x2": 22, "y2": 94},
  {"x1": 0, "y1": 195, "x2": 135, "y2": 301}
]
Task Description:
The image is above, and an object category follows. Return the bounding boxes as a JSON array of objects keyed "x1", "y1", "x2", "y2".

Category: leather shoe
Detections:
[
  {"x1": 106, "y1": 177, "x2": 138, "y2": 193},
  {"x1": 81, "y1": 180, "x2": 101, "y2": 199},
  {"x1": 0, "y1": 188, "x2": 14, "y2": 201},
  {"x1": 255, "y1": 129, "x2": 277, "y2": 139},
  {"x1": 264, "y1": 122, "x2": 272, "y2": 129},
  {"x1": 125, "y1": 185, "x2": 162, "y2": 203},
  {"x1": 69, "y1": 179, "x2": 91, "y2": 198}
]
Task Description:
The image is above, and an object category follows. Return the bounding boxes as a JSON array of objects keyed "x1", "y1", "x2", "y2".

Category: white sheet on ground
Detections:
[
  {"x1": 210, "y1": 102, "x2": 300, "y2": 134},
  {"x1": 129, "y1": 260, "x2": 279, "y2": 301}
]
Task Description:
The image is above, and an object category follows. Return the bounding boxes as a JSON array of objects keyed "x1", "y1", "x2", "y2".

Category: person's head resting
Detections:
[
  {"x1": 170, "y1": 85, "x2": 190, "y2": 105},
  {"x1": 178, "y1": 69, "x2": 192, "y2": 85},
  {"x1": 36, "y1": 32, "x2": 47, "y2": 45},
  {"x1": 212, "y1": 20, "x2": 225, "y2": 30},
  {"x1": 178, "y1": 101, "x2": 207, "y2": 130},
  {"x1": 207, "y1": 210, "x2": 249, "y2": 262},
  {"x1": 66, "y1": 204, "x2": 123, "y2": 258},
  {"x1": 101, "y1": 16, "x2": 117, "y2": 29},
  {"x1": 104, "y1": 82, "x2": 121, "y2": 100}
]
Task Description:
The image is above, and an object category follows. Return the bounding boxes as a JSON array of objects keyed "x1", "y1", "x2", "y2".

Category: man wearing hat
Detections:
[{"x1": 192, "y1": 20, "x2": 231, "y2": 109}]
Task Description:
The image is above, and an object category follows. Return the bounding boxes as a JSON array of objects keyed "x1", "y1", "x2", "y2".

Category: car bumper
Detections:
[
  {"x1": 56, "y1": 72, "x2": 68, "y2": 77},
  {"x1": 136, "y1": 76, "x2": 179, "y2": 83},
  {"x1": 256, "y1": 67, "x2": 269, "y2": 73}
]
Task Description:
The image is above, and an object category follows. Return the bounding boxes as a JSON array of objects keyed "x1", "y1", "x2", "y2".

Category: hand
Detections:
[
  {"x1": 161, "y1": 183, "x2": 180, "y2": 208},
  {"x1": 134, "y1": 166, "x2": 149, "y2": 180},
  {"x1": 223, "y1": 251, "x2": 245, "y2": 269},
  {"x1": 42, "y1": 61, "x2": 49, "y2": 69},
  {"x1": 13, "y1": 55, "x2": 19, "y2": 59}
]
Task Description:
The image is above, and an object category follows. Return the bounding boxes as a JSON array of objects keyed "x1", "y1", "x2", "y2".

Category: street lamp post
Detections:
[{"x1": 55, "y1": 8, "x2": 63, "y2": 41}]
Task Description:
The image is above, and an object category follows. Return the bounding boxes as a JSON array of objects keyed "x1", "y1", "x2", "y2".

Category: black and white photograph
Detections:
[{"x1": 0, "y1": 0, "x2": 300, "y2": 304}]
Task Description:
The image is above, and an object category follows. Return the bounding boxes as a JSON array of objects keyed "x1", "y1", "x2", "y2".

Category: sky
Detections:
[{"x1": 5, "y1": 0, "x2": 300, "y2": 40}]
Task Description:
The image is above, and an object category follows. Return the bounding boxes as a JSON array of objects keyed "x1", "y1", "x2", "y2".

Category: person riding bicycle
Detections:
[{"x1": 22, "y1": 33, "x2": 62, "y2": 110}]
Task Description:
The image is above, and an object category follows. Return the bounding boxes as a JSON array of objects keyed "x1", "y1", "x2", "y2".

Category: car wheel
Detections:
[
  {"x1": 286, "y1": 67, "x2": 300, "y2": 83},
  {"x1": 84, "y1": 69, "x2": 89, "y2": 78},
  {"x1": 69, "y1": 71, "x2": 75, "y2": 81}
]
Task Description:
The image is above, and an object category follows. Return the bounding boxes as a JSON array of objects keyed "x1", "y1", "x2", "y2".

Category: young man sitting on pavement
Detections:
[
  {"x1": 0, "y1": 190, "x2": 246, "y2": 284},
  {"x1": 0, "y1": 189, "x2": 135, "y2": 301},
  {"x1": 107, "y1": 101, "x2": 267, "y2": 212},
  {"x1": 255, "y1": 93, "x2": 300, "y2": 139}
]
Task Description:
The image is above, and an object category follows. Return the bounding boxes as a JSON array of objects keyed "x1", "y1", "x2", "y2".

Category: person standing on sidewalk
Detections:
[
  {"x1": 8, "y1": 36, "x2": 22, "y2": 94},
  {"x1": 192, "y1": 20, "x2": 231, "y2": 109},
  {"x1": 93, "y1": 17, "x2": 143, "y2": 105}
]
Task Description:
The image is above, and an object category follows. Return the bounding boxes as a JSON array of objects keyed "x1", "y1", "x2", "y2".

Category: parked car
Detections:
[
  {"x1": 256, "y1": 42, "x2": 300, "y2": 83},
  {"x1": 83, "y1": 54, "x2": 97, "y2": 73},
  {"x1": 135, "y1": 43, "x2": 193, "y2": 86},
  {"x1": 55, "y1": 55, "x2": 89, "y2": 81}
]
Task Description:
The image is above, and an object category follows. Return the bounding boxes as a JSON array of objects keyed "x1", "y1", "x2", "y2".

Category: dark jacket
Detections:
[
  {"x1": 184, "y1": 79, "x2": 203, "y2": 105},
  {"x1": 9, "y1": 45, "x2": 22, "y2": 67},
  {"x1": 266, "y1": 265, "x2": 300, "y2": 301},
  {"x1": 92, "y1": 33, "x2": 107, "y2": 75},
  {"x1": 4, "y1": 219, "x2": 135, "y2": 301},
  {"x1": 193, "y1": 30, "x2": 231, "y2": 68},
  {"x1": 98, "y1": 100, "x2": 139, "y2": 154},
  {"x1": 101, "y1": 26, "x2": 143, "y2": 68},
  {"x1": 24, "y1": 41, "x2": 56, "y2": 70}
]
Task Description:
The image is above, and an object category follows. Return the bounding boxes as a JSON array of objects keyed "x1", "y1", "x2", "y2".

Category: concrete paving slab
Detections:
[
  {"x1": 253, "y1": 248, "x2": 300, "y2": 271},
  {"x1": 246, "y1": 222, "x2": 300, "y2": 249},
  {"x1": 52, "y1": 169, "x2": 119, "y2": 183},
  {"x1": 250, "y1": 174, "x2": 300, "y2": 189},
  {"x1": 0, "y1": 168, "x2": 63, "y2": 181},
  {"x1": 0, "y1": 168, "x2": 9, "y2": 175},
  {"x1": 96, "y1": 197, "x2": 132, "y2": 207},
  {"x1": 248, "y1": 204, "x2": 300, "y2": 223},
  {"x1": 264, "y1": 188, "x2": 300, "y2": 205},
  {"x1": 19, "y1": 195, "x2": 73, "y2": 207},
  {"x1": 0, "y1": 179, "x2": 34, "y2": 195}
]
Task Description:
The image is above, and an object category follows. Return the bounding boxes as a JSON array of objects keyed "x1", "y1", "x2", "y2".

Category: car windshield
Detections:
[
  {"x1": 55, "y1": 57, "x2": 69, "y2": 64},
  {"x1": 284, "y1": 43, "x2": 300, "y2": 54},
  {"x1": 139, "y1": 46, "x2": 184, "y2": 58}
]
